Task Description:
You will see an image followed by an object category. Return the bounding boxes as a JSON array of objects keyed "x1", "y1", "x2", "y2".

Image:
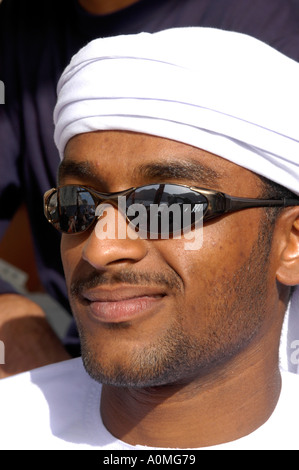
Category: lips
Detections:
[{"x1": 81, "y1": 286, "x2": 166, "y2": 323}]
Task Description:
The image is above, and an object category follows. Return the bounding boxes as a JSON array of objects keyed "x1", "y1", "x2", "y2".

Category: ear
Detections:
[{"x1": 276, "y1": 208, "x2": 299, "y2": 286}]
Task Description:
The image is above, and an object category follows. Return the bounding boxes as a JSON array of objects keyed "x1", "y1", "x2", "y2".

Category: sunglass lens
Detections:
[
  {"x1": 126, "y1": 184, "x2": 208, "y2": 236},
  {"x1": 47, "y1": 186, "x2": 96, "y2": 233}
]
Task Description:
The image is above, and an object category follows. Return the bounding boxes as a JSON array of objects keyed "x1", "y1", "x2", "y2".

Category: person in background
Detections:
[{"x1": 1, "y1": 0, "x2": 299, "y2": 378}]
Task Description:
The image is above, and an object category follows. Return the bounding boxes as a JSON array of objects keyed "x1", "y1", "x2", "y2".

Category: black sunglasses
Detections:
[{"x1": 43, "y1": 183, "x2": 299, "y2": 237}]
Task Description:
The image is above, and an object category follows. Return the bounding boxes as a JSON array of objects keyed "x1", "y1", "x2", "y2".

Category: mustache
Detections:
[{"x1": 70, "y1": 269, "x2": 182, "y2": 299}]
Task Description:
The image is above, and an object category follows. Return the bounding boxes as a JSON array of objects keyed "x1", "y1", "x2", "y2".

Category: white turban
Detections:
[
  {"x1": 54, "y1": 27, "x2": 299, "y2": 195},
  {"x1": 53, "y1": 27, "x2": 299, "y2": 373}
]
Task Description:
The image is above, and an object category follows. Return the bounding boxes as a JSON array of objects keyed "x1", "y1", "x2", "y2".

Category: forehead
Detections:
[{"x1": 60, "y1": 131, "x2": 261, "y2": 194}]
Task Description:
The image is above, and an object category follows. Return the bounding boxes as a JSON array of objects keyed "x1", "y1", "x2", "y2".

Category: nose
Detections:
[{"x1": 82, "y1": 203, "x2": 148, "y2": 269}]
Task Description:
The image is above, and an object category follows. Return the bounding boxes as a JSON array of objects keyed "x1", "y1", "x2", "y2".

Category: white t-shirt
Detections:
[{"x1": 0, "y1": 357, "x2": 298, "y2": 450}]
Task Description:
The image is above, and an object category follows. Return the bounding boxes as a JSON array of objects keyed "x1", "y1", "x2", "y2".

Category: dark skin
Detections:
[{"x1": 60, "y1": 131, "x2": 299, "y2": 448}]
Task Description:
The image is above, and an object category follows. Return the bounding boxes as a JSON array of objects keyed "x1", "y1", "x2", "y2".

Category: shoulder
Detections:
[
  {"x1": 0, "y1": 356, "x2": 88, "y2": 389},
  {"x1": 0, "y1": 357, "x2": 98, "y2": 403},
  {"x1": 0, "y1": 358, "x2": 102, "y2": 449}
]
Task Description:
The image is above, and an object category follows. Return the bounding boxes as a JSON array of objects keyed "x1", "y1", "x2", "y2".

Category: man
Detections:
[
  {"x1": 1, "y1": 0, "x2": 299, "y2": 378},
  {"x1": 0, "y1": 27, "x2": 299, "y2": 450}
]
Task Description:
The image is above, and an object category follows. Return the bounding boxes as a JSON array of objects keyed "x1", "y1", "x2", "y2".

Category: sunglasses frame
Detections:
[{"x1": 43, "y1": 183, "x2": 299, "y2": 235}]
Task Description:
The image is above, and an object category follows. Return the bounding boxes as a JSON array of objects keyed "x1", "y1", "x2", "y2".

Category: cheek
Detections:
[
  {"x1": 60, "y1": 235, "x2": 85, "y2": 286},
  {"x1": 157, "y1": 213, "x2": 261, "y2": 319},
  {"x1": 155, "y1": 216, "x2": 266, "y2": 351},
  {"x1": 162, "y1": 217, "x2": 254, "y2": 280}
]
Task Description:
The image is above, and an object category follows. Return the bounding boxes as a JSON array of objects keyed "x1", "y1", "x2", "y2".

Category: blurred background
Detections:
[{"x1": 0, "y1": 204, "x2": 71, "y2": 339}]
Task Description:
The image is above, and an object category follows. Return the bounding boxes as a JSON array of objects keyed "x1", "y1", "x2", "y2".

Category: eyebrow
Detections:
[
  {"x1": 58, "y1": 160, "x2": 101, "y2": 184},
  {"x1": 58, "y1": 158, "x2": 222, "y2": 187},
  {"x1": 137, "y1": 160, "x2": 222, "y2": 186}
]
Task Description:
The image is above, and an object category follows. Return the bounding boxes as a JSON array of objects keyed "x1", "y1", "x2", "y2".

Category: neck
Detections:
[
  {"x1": 100, "y1": 336, "x2": 282, "y2": 449},
  {"x1": 78, "y1": 0, "x2": 141, "y2": 15}
]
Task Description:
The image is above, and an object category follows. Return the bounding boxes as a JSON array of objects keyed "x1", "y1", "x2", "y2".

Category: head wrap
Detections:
[
  {"x1": 54, "y1": 27, "x2": 299, "y2": 373},
  {"x1": 54, "y1": 27, "x2": 299, "y2": 195}
]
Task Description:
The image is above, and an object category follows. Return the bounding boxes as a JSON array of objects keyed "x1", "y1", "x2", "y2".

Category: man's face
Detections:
[{"x1": 60, "y1": 131, "x2": 276, "y2": 387}]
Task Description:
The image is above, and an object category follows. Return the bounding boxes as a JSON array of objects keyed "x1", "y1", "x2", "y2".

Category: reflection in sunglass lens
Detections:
[
  {"x1": 126, "y1": 184, "x2": 208, "y2": 236},
  {"x1": 47, "y1": 186, "x2": 96, "y2": 233}
]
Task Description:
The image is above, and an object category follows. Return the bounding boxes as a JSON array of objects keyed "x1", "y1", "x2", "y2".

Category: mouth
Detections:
[{"x1": 81, "y1": 286, "x2": 167, "y2": 324}]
